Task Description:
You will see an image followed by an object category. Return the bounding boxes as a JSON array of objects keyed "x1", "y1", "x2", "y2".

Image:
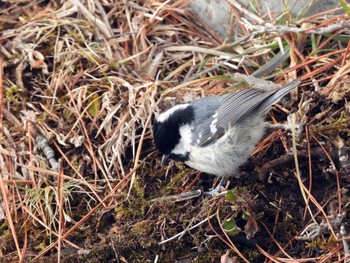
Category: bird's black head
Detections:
[{"x1": 153, "y1": 104, "x2": 194, "y2": 160}]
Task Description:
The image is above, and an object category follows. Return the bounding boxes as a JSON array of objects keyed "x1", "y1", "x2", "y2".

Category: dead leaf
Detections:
[{"x1": 244, "y1": 216, "x2": 258, "y2": 240}]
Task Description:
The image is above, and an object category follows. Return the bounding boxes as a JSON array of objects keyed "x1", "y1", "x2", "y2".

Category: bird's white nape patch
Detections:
[
  {"x1": 171, "y1": 124, "x2": 193, "y2": 155},
  {"x1": 157, "y1": 103, "x2": 190, "y2": 123},
  {"x1": 210, "y1": 112, "x2": 218, "y2": 134}
]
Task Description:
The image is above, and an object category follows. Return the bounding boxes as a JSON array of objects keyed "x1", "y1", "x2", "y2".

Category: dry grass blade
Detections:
[
  {"x1": 0, "y1": 58, "x2": 4, "y2": 131},
  {"x1": 57, "y1": 164, "x2": 64, "y2": 263},
  {"x1": 291, "y1": 113, "x2": 316, "y2": 223},
  {"x1": 21, "y1": 205, "x2": 79, "y2": 249},
  {"x1": 0, "y1": 174, "x2": 22, "y2": 261},
  {"x1": 33, "y1": 166, "x2": 136, "y2": 260}
]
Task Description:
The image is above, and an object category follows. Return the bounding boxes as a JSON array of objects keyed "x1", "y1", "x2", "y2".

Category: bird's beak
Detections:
[{"x1": 161, "y1": 155, "x2": 170, "y2": 165}]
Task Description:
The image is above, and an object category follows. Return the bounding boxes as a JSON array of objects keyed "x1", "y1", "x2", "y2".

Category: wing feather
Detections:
[{"x1": 197, "y1": 79, "x2": 300, "y2": 146}]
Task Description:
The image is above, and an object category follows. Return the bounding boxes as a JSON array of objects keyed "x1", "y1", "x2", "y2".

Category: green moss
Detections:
[
  {"x1": 113, "y1": 191, "x2": 149, "y2": 221},
  {"x1": 130, "y1": 221, "x2": 155, "y2": 249},
  {"x1": 305, "y1": 236, "x2": 337, "y2": 252},
  {"x1": 165, "y1": 166, "x2": 188, "y2": 190},
  {"x1": 5, "y1": 83, "x2": 23, "y2": 108}
]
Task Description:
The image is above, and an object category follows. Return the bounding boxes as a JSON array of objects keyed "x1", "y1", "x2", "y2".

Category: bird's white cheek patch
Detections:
[{"x1": 171, "y1": 124, "x2": 193, "y2": 155}]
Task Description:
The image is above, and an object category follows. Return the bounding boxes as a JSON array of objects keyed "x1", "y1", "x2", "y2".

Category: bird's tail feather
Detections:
[{"x1": 258, "y1": 78, "x2": 301, "y2": 112}]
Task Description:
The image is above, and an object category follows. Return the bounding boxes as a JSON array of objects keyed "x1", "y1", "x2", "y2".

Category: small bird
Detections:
[{"x1": 153, "y1": 79, "x2": 301, "y2": 179}]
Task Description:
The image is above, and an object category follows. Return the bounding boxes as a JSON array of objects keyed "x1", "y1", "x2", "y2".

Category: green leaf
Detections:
[
  {"x1": 225, "y1": 190, "x2": 237, "y2": 203},
  {"x1": 242, "y1": 210, "x2": 250, "y2": 221},
  {"x1": 311, "y1": 34, "x2": 317, "y2": 51},
  {"x1": 339, "y1": 0, "x2": 350, "y2": 15},
  {"x1": 252, "y1": 46, "x2": 291, "y2": 78},
  {"x1": 223, "y1": 216, "x2": 240, "y2": 236},
  {"x1": 87, "y1": 94, "x2": 101, "y2": 117}
]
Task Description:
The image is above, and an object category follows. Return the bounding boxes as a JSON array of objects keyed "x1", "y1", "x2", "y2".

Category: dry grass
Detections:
[{"x1": 0, "y1": 0, "x2": 349, "y2": 262}]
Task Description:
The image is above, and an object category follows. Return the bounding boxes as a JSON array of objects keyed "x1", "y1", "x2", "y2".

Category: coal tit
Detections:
[{"x1": 153, "y1": 79, "x2": 301, "y2": 178}]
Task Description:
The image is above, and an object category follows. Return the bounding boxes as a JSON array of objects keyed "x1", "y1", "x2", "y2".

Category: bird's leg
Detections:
[
  {"x1": 204, "y1": 175, "x2": 229, "y2": 195},
  {"x1": 266, "y1": 114, "x2": 304, "y2": 137}
]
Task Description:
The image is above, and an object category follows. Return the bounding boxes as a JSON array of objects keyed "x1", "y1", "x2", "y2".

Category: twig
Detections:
[
  {"x1": 158, "y1": 213, "x2": 215, "y2": 245},
  {"x1": 150, "y1": 189, "x2": 202, "y2": 202},
  {"x1": 226, "y1": 0, "x2": 265, "y2": 24},
  {"x1": 258, "y1": 147, "x2": 326, "y2": 180},
  {"x1": 241, "y1": 19, "x2": 350, "y2": 35}
]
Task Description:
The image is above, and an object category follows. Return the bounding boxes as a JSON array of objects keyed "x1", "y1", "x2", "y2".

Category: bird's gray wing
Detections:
[
  {"x1": 196, "y1": 78, "x2": 301, "y2": 146},
  {"x1": 196, "y1": 88, "x2": 273, "y2": 146}
]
